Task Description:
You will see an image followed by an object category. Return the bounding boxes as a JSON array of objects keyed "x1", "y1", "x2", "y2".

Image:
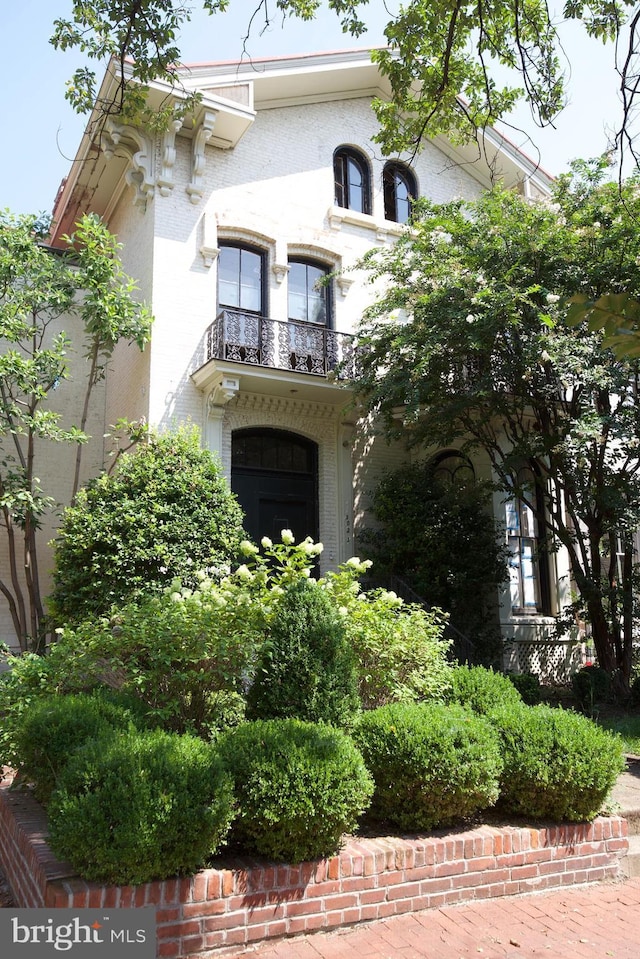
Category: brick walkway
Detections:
[{"x1": 231, "y1": 877, "x2": 640, "y2": 959}]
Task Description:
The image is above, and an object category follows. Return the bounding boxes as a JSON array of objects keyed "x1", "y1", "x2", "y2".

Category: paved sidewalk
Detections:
[{"x1": 233, "y1": 877, "x2": 640, "y2": 958}]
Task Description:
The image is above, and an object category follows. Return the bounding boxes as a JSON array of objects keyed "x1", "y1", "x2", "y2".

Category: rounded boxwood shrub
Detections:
[
  {"x1": 446, "y1": 665, "x2": 523, "y2": 714},
  {"x1": 13, "y1": 690, "x2": 148, "y2": 803},
  {"x1": 352, "y1": 702, "x2": 503, "y2": 831},
  {"x1": 48, "y1": 728, "x2": 234, "y2": 884},
  {"x1": 507, "y1": 672, "x2": 543, "y2": 706},
  {"x1": 247, "y1": 578, "x2": 360, "y2": 727},
  {"x1": 216, "y1": 718, "x2": 373, "y2": 862},
  {"x1": 489, "y1": 703, "x2": 625, "y2": 821},
  {"x1": 49, "y1": 426, "x2": 247, "y2": 624},
  {"x1": 572, "y1": 665, "x2": 611, "y2": 714}
]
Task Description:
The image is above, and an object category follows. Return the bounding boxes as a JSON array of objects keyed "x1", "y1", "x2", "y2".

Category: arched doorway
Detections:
[{"x1": 231, "y1": 429, "x2": 319, "y2": 547}]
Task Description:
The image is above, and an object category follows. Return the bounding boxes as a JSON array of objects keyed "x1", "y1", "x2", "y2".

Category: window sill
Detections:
[{"x1": 327, "y1": 206, "x2": 408, "y2": 241}]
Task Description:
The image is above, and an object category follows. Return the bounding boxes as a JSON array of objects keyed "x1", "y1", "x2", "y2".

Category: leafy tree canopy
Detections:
[
  {"x1": 51, "y1": 1, "x2": 637, "y2": 156},
  {"x1": 0, "y1": 211, "x2": 152, "y2": 650},
  {"x1": 351, "y1": 160, "x2": 640, "y2": 689}
]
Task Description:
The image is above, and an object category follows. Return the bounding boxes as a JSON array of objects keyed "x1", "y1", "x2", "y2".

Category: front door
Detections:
[{"x1": 231, "y1": 429, "x2": 319, "y2": 547}]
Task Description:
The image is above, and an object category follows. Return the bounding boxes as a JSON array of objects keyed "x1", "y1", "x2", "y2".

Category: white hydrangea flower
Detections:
[
  {"x1": 261, "y1": 536, "x2": 273, "y2": 549},
  {"x1": 239, "y1": 540, "x2": 259, "y2": 555},
  {"x1": 281, "y1": 529, "x2": 295, "y2": 545}
]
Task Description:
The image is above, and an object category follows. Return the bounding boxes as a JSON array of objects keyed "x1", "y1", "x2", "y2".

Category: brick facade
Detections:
[{"x1": 0, "y1": 771, "x2": 629, "y2": 958}]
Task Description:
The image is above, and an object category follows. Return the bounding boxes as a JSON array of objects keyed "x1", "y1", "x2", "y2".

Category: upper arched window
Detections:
[
  {"x1": 383, "y1": 161, "x2": 417, "y2": 224},
  {"x1": 334, "y1": 147, "x2": 371, "y2": 215}
]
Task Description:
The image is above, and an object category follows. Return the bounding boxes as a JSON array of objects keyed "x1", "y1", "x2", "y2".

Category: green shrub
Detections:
[
  {"x1": 0, "y1": 650, "x2": 56, "y2": 769},
  {"x1": 446, "y1": 665, "x2": 523, "y2": 714},
  {"x1": 507, "y1": 672, "x2": 543, "y2": 706},
  {"x1": 572, "y1": 665, "x2": 611, "y2": 714},
  {"x1": 247, "y1": 578, "x2": 360, "y2": 727},
  {"x1": 490, "y1": 703, "x2": 625, "y2": 820},
  {"x1": 342, "y1": 591, "x2": 453, "y2": 708},
  {"x1": 12, "y1": 691, "x2": 147, "y2": 803},
  {"x1": 359, "y1": 460, "x2": 508, "y2": 665},
  {"x1": 49, "y1": 426, "x2": 247, "y2": 624},
  {"x1": 353, "y1": 702, "x2": 503, "y2": 831},
  {"x1": 48, "y1": 729, "x2": 234, "y2": 884},
  {"x1": 216, "y1": 719, "x2": 373, "y2": 862},
  {"x1": 51, "y1": 577, "x2": 264, "y2": 736}
]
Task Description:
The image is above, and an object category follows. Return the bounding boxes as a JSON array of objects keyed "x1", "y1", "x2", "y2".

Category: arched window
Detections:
[
  {"x1": 218, "y1": 243, "x2": 265, "y2": 315},
  {"x1": 288, "y1": 258, "x2": 331, "y2": 326},
  {"x1": 383, "y1": 161, "x2": 417, "y2": 224},
  {"x1": 333, "y1": 147, "x2": 371, "y2": 214},
  {"x1": 432, "y1": 451, "x2": 475, "y2": 487}
]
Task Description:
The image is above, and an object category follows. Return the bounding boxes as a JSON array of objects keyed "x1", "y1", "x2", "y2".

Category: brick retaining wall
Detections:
[{"x1": 0, "y1": 771, "x2": 629, "y2": 958}]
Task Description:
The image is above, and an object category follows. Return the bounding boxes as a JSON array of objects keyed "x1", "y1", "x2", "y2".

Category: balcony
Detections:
[{"x1": 204, "y1": 309, "x2": 356, "y2": 379}]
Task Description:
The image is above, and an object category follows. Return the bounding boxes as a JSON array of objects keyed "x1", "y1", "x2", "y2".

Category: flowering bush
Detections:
[
  {"x1": 236, "y1": 534, "x2": 453, "y2": 709},
  {"x1": 5, "y1": 532, "x2": 451, "y2": 753}
]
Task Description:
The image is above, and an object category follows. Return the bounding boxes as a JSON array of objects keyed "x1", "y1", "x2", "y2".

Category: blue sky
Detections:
[{"x1": 0, "y1": 1, "x2": 629, "y2": 217}]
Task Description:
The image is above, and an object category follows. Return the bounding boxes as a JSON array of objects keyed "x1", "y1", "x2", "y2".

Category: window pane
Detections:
[
  {"x1": 334, "y1": 154, "x2": 346, "y2": 207},
  {"x1": 396, "y1": 175, "x2": 411, "y2": 224},
  {"x1": 288, "y1": 261, "x2": 328, "y2": 325},
  {"x1": 219, "y1": 246, "x2": 240, "y2": 308},
  {"x1": 219, "y1": 246, "x2": 262, "y2": 313},
  {"x1": 347, "y1": 157, "x2": 363, "y2": 213},
  {"x1": 307, "y1": 264, "x2": 327, "y2": 325}
]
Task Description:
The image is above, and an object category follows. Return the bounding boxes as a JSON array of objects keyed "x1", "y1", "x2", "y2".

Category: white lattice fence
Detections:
[{"x1": 504, "y1": 640, "x2": 583, "y2": 684}]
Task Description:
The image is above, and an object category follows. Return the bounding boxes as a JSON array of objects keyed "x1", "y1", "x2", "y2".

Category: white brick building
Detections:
[{"x1": 42, "y1": 49, "x2": 575, "y2": 673}]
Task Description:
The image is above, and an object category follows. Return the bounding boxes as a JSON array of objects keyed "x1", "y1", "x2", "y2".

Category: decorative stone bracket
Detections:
[
  {"x1": 187, "y1": 109, "x2": 217, "y2": 204},
  {"x1": 101, "y1": 119, "x2": 155, "y2": 207}
]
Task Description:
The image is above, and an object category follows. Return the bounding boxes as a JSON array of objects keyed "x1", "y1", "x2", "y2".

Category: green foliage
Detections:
[
  {"x1": 216, "y1": 718, "x2": 373, "y2": 862},
  {"x1": 446, "y1": 665, "x2": 523, "y2": 715},
  {"x1": 49, "y1": 426, "x2": 246, "y2": 624},
  {"x1": 0, "y1": 211, "x2": 151, "y2": 650},
  {"x1": 341, "y1": 591, "x2": 452, "y2": 708},
  {"x1": 11, "y1": 691, "x2": 146, "y2": 803},
  {"x1": 49, "y1": 1, "x2": 631, "y2": 159},
  {"x1": 361, "y1": 460, "x2": 507, "y2": 665},
  {"x1": 50, "y1": 573, "x2": 264, "y2": 736},
  {"x1": 354, "y1": 164, "x2": 640, "y2": 686},
  {"x1": 0, "y1": 648, "x2": 60, "y2": 769},
  {"x1": 572, "y1": 665, "x2": 611, "y2": 715},
  {"x1": 490, "y1": 703, "x2": 625, "y2": 821},
  {"x1": 507, "y1": 672, "x2": 543, "y2": 706},
  {"x1": 235, "y1": 535, "x2": 453, "y2": 709},
  {"x1": 48, "y1": 728, "x2": 234, "y2": 884},
  {"x1": 247, "y1": 578, "x2": 360, "y2": 727},
  {"x1": 353, "y1": 702, "x2": 503, "y2": 831}
]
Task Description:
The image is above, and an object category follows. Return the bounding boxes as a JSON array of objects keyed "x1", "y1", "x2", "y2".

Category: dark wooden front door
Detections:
[{"x1": 231, "y1": 429, "x2": 319, "y2": 547}]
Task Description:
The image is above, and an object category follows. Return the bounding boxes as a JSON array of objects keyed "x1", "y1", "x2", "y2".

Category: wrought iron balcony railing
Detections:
[{"x1": 205, "y1": 309, "x2": 356, "y2": 378}]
